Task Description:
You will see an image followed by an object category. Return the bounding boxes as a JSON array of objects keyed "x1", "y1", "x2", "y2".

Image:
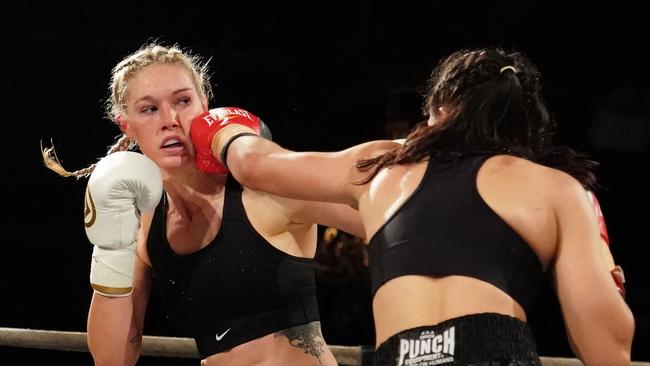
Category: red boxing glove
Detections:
[
  {"x1": 190, "y1": 107, "x2": 264, "y2": 174},
  {"x1": 586, "y1": 191, "x2": 626, "y2": 298}
]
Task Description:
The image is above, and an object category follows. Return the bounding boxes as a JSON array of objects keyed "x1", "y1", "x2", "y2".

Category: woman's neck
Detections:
[{"x1": 162, "y1": 168, "x2": 227, "y2": 221}]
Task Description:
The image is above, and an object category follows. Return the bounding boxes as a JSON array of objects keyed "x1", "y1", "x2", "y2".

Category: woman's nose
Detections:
[{"x1": 160, "y1": 105, "x2": 180, "y2": 129}]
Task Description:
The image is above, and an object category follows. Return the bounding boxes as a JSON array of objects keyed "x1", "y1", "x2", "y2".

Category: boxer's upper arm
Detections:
[{"x1": 551, "y1": 176, "x2": 634, "y2": 365}]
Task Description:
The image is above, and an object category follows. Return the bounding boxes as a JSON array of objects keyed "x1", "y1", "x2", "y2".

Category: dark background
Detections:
[{"x1": 1, "y1": 1, "x2": 648, "y2": 364}]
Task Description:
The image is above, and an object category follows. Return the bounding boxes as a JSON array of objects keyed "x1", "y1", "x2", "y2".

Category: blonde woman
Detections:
[{"x1": 43, "y1": 42, "x2": 363, "y2": 366}]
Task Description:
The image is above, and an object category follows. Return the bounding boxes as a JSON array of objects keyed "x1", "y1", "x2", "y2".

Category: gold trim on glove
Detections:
[{"x1": 91, "y1": 283, "x2": 133, "y2": 296}]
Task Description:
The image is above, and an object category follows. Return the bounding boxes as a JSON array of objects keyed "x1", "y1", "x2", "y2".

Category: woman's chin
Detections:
[{"x1": 157, "y1": 155, "x2": 192, "y2": 171}]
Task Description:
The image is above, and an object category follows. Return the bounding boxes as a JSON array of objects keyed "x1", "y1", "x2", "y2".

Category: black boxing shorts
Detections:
[{"x1": 373, "y1": 313, "x2": 541, "y2": 366}]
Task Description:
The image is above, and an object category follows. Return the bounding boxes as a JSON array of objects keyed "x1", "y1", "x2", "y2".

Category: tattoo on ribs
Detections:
[{"x1": 275, "y1": 322, "x2": 325, "y2": 362}]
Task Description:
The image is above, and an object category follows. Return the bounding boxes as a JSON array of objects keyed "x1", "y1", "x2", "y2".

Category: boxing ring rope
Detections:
[{"x1": 0, "y1": 327, "x2": 647, "y2": 366}]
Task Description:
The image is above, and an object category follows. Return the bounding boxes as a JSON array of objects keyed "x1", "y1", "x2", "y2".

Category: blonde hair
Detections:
[{"x1": 42, "y1": 42, "x2": 212, "y2": 178}]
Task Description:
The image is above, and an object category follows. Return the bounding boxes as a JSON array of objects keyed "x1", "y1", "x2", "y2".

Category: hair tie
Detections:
[{"x1": 500, "y1": 65, "x2": 517, "y2": 74}]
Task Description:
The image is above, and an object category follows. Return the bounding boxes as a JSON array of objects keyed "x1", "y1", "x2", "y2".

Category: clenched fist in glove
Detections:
[
  {"x1": 84, "y1": 151, "x2": 163, "y2": 297},
  {"x1": 190, "y1": 107, "x2": 272, "y2": 174}
]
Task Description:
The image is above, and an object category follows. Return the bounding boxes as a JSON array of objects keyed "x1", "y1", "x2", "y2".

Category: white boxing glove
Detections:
[{"x1": 84, "y1": 151, "x2": 163, "y2": 297}]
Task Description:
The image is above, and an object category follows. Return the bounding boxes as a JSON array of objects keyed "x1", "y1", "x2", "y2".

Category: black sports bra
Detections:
[
  {"x1": 147, "y1": 175, "x2": 320, "y2": 357},
  {"x1": 368, "y1": 154, "x2": 543, "y2": 313}
]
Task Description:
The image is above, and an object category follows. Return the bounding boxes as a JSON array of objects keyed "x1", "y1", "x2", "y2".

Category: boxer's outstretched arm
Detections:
[{"x1": 218, "y1": 128, "x2": 400, "y2": 206}]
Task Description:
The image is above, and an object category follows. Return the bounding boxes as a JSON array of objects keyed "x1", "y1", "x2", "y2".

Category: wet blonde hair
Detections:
[{"x1": 42, "y1": 42, "x2": 212, "y2": 178}]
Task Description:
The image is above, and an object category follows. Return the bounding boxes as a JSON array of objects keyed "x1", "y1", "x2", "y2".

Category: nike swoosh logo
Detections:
[{"x1": 215, "y1": 328, "x2": 230, "y2": 341}]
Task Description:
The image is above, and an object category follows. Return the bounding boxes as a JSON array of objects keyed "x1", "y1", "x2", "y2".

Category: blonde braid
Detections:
[{"x1": 41, "y1": 134, "x2": 136, "y2": 179}]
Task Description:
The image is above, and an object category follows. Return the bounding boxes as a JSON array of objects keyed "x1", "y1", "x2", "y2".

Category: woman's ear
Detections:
[{"x1": 116, "y1": 115, "x2": 132, "y2": 137}]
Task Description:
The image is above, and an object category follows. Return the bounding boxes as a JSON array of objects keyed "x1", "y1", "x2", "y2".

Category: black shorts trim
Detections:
[{"x1": 374, "y1": 313, "x2": 541, "y2": 366}]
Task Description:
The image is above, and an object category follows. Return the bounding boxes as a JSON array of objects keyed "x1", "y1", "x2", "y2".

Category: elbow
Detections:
[
  {"x1": 92, "y1": 344, "x2": 142, "y2": 366},
  {"x1": 90, "y1": 350, "x2": 141, "y2": 366},
  {"x1": 580, "y1": 315, "x2": 635, "y2": 366},
  {"x1": 618, "y1": 349, "x2": 633, "y2": 366},
  {"x1": 89, "y1": 332, "x2": 142, "y2": 366},
  {"x1": 580, "y1": 350, "x2": 631, "y2": 366},
  {"x1": 616, "y1": 305, "x2": 636, "y2": 362}
]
